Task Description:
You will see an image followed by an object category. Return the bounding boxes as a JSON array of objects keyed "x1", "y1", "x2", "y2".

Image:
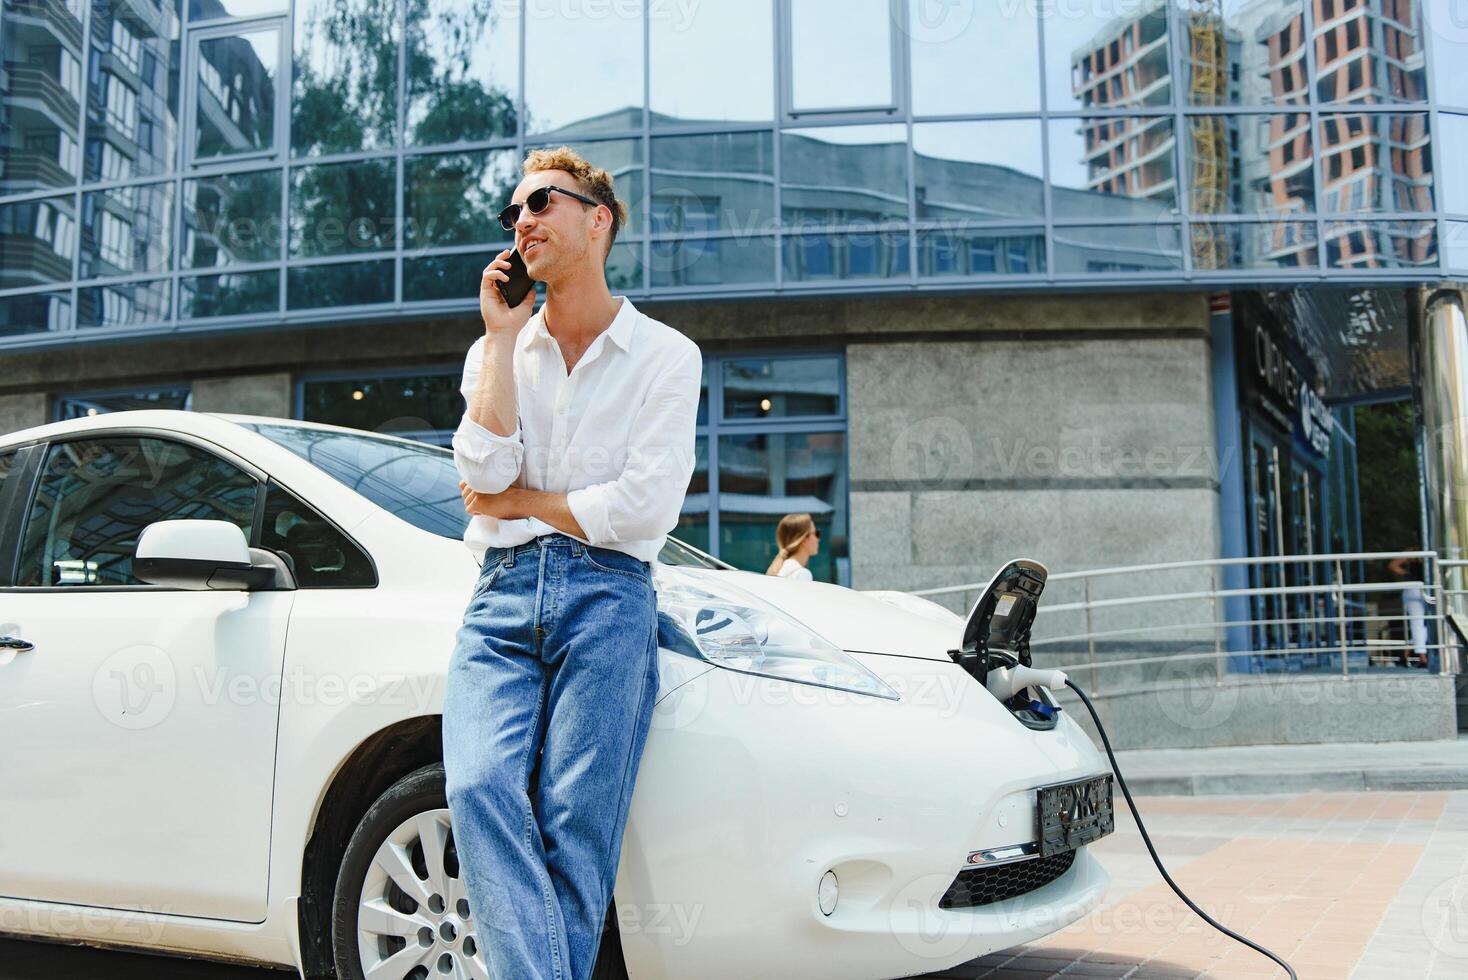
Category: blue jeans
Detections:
[{"x1": 443, "y1": 532, "x2": 660, "y2": 980}]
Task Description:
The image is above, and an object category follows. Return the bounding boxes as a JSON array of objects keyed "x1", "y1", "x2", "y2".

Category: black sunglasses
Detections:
[{"x1": 498, "y1": 184, "x2": 601, "y2": 232}]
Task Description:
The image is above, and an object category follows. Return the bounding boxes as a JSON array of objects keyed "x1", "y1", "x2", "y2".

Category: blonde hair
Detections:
[
  {"x1": 521, "y1": 146, "x2": 628, "y2": 258},
  {"x1": 765, "y1": 513, "x2": 816, "y2": 575}
]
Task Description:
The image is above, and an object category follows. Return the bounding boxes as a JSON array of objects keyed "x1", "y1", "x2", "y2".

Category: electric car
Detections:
[{"x1": 0, "y1": 410, "x2": 1113, "y2": 980}]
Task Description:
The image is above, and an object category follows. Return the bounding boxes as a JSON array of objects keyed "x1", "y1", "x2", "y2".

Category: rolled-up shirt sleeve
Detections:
[
  {"x1": 452, "y1": 336, "x2": 524, "y2": 494},
  {"x1": 566, "y1": 339, "x2": 701, "y2": 546}
]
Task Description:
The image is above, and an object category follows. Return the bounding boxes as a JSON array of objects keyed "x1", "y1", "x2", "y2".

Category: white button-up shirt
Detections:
[{"x1": 452, "y1": 296, "x2": 702, "y2": 565}]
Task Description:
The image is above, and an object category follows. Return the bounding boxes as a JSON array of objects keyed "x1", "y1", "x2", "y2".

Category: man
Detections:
[{"x1": 442, "y1": 146, "x2": 702, "y2": 980}]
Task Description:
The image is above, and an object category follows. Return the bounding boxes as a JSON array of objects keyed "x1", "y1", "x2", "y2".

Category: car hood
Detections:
[{"x1": 660, "y1": 566, "x2": 963, "y2": 662}]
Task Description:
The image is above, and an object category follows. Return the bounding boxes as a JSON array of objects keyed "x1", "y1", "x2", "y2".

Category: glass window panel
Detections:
[
  {"x1": 1184, "y1": 113, "x2": 1313, "y2": 216},
  {"x1": 675, "y1": 435, "x2": 709, "y2": 553},
  {"x1": 782, "y1": 229, "x2": 909, "y2": 282},
  {"x1": 404, "y1": 149, "x2": 517, "y2": 249},
  {"x1": 1317, "y1": 113, "x2": 1433, "y2": 213},
  {"x1": 191, "y1": 0, "x2": 288, "y2": 18},
  {"x1": 289, "y1": 159, "x2": 396, "y2": 257},
  {"x1": 287, "y1": 258, "x2": 394, "y2": 309},
  {"x1": 0, "y1": 0, "x2": 85, "y2": 193},
  {"x1": 651, "y1": 0, "x2": 772, "y2": 125},
  {"x1": 404, "y1": 0, "x2": 518, "y2": 145},
  {"x1": 1052, "y1": 223, "x2": 1184, "y2": 274},
  {"x1": 180, "y1": 270, "x2": 280, "y2": 318},
  {"x1": 1044, "y1": 0, "x2": 1171, "y2": 111},
  {"x1": 716, "y1": 430, "x2": 847, "y2": 584},
  {"x1": 525, "y1": 0, "x2": 642, "y2": 137},
  {"x1": 1190, "y1": 220, "x2": 1318, "y2": 270},
  {"x1": 913, "y1": 121, "x2": 1044, "y2": 221},
  {"x1": 78, "y1": 278, "x2": 172, "y2": 328},
  {"x1": 84, "y1": 0, "x2": 181, "y2": 182},
  {"x1": 1049, "y1": 116, "x2": 1178, "y2": 220},
  {"x1": 0, "y1": 292, "x2": 73, "y2": 337},
  {"x1": 1427, "y1": 2, "x2": 1468, "y2": 107},
  {"x1": 1445, "y1": 116, "x2": 1468, "y2": 214},
  {"x1": 194, "y1": 27, "x2": 278, "y2": 160},
  {"x1": 300, "y1": 371, "x2": 462, "y2": 446},
  {"x1": 258, "y1": 477, "x2": 375, "y2": 587},
  {"x1": 17, "y1": 435, "x2": 255, "y2": 588},
  {"x1": 650, "y1": 235, "x2": 777, "y2": 288},
  {"x1": 1179, "y1": 0, "x2": 1306, "y2": 106},
  {"x1": 782, "y1": 125, "x2": 907, "y2": 226},
  {"x1": 55, "y1": 386, "x2": 191, "y2": 418},
  {"x1": 1322, "y1": 220, "x2": 1436, "y2": 269},
  {"x1": 605, "y1": 240, "x2": 642, "y2": 293},
  {"x1": 0, "y1": 196, "x2": 78, "y2": 289},
  {"x1": 290, "y1": 0, "x2": 398, "y2": 156},
  {"x1": 1446, "y1": 222, "x2": 1468, "y2": 274},
  {"x1": 182, "y1": 169, "x2": 282, "y2": 267},
  {"x1": 651, "y1": 132, "x2": 775, "y2": 235},
  {"x1": 80, "y1": 181, "x2": 174, "y2": 278},
  {"x1": 1314, "y1": 0, "x2": 1425, "y2": 103},
  {"x1": 790, "y1": 0, "x2": 891, "y2": 112},
  {"x1": 722, "y1": 357, "x2": 840, "y2": 420},
  {"x1": 910, "y1": 0, "x2": 1039, "y2": 114},
  {"x1": 526, "y1": 138, "x2": 645, "y2": 235},
  {"x1": 403, "y1": 248, "x2": 509, "y2": 302},
  {"x1": 917, "y1": 228, "x2": 1046, "y2": 277}
]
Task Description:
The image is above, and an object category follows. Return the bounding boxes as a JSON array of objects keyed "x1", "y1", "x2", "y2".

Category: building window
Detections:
[
  {"x1": 692, "y1": 352, "x2": 849, "y2": 585},
  {"x1": 53, "y1": 385, "x2": 194, "y2": 420},
  {"x1": 783, "y1": 0, "x2": 904, "y2": 120}
]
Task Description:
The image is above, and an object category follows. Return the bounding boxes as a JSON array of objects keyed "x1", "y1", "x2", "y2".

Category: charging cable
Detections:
[{"x1": 1063, "y1": 678, "x2": 1299, "y2": 980}]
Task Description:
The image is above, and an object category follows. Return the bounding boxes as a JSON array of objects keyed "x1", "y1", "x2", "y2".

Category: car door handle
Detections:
[{"x1": 0, "y1": 635, "x2": 34, "y2": 652}]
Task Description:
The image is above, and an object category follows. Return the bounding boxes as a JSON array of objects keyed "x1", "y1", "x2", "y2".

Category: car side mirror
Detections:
[{"x1": 134, "y1": 519, "x2": 294, "y2": 591}]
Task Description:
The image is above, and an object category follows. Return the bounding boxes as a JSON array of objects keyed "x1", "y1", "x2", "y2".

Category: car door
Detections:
[{"x1": 0, "y1": 431, "x2": 294, "y2": 922}]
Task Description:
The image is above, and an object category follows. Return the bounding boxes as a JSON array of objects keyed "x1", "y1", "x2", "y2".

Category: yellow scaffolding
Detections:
[{"x1": 1189, "y1": 0, "x2": 1228, "y2": 270}]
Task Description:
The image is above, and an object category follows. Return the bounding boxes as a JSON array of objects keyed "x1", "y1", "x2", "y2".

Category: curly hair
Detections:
[{"x1": 522, "y1": 146, "x2": 628, "y2": 258}]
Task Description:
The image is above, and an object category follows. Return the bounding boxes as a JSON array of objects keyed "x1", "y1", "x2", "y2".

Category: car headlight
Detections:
[{"x1": 654, "y1": 574, "x2": 900, "y2": 701}]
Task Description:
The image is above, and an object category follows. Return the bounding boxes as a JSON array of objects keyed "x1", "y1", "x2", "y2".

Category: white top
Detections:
[
  {"x1": 776, "y1": 560, "x2": 813, "y2": 581},
  {"x1": 452, "y1": 296, "x2": 702, "y2": 565}
]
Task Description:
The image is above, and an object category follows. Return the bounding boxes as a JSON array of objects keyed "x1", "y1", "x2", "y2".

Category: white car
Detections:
[{"x1": 0, "y1": 410, "x2": 1112, "y2": 980}]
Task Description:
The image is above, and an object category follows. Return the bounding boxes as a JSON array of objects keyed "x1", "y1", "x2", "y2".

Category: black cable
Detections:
[{"x1": 1063, "y1": 679, "x2": 1298, "y2": 980}]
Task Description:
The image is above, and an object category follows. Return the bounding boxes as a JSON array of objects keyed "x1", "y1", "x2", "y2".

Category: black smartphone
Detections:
[{"x1": 495, "y1": 248, "x2": 536, "y2": 309}]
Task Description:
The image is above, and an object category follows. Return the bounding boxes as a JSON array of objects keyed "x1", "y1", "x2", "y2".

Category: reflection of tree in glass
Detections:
[
  {"x1": 405, "y1": 0, "x2": 519, "y2": 145},
  {"x1": 290, "y1": 0, "x2": 399, "y2": 156}
]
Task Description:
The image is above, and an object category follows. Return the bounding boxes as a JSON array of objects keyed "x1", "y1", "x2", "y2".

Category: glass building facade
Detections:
[{"x1": 1, "y1": 0, "x2": 1463, "y2": 345}]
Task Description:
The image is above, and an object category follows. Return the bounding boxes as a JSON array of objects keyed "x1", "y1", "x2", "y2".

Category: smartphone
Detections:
[{"x1": 496, "y1": 248, "x2": 536, "y2": 309}]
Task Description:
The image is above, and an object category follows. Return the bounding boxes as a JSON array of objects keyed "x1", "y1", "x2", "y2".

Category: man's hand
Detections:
[
  {"x1": 479, "y1": 248, "x2": 535, "y2": 337},
  {"x1": 460, "y1": 480, "x2": 521, "y2": 519},
  {"x1": 459, "y1": 481, "x2": 589, "y2": 540}
]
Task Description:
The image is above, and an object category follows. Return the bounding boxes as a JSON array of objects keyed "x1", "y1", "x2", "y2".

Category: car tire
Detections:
[{"x1": 330, "y1": 762, "x2": 629, "y2": 980}]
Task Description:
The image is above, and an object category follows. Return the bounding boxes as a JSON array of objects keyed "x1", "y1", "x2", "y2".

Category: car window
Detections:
[
  {"x1": 239, "y1": 420, "x2": 731, "y2": 568},
  {"x1": 260, "y1": 478, "x2": 375, "y2": 588},
  {"x1": 241, "y1": 422, "x2": 470, "y2": 539},
  {"x1": 15, "y1": 436, "x2": 258, "y2": 588}
]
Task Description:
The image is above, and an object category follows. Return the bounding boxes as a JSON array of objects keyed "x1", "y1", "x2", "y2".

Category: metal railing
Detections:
[{"x1": 911, "y1": 550, "x2": 1458, "y2": 696}]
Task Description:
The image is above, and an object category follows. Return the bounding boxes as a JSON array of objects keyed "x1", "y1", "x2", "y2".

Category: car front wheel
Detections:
[{"x1": 330, "y1": 762, "x2": 628, "y2": 980}]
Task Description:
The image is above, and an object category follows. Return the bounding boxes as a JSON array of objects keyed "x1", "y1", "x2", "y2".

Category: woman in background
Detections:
[{"x1": 766, "y1": 512, "x2": 819, "y2": 581}]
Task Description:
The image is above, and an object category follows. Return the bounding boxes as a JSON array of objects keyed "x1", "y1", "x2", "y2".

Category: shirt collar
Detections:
[{"x1": 518, "y1": 296, "x2": 638, "y2": 354}]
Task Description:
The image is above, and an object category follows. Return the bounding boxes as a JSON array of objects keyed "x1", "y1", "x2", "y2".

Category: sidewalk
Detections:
[{"x1": 1113, "y1": 736, "x2": 1468, "y2": 796}]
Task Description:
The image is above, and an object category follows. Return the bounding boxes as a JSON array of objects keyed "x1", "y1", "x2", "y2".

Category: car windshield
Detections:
[{"x1": 239, "y1": 421, "x2": 728, "y2": 569}]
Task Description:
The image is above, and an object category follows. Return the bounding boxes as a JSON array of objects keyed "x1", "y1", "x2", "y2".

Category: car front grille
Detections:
[{"x1": 938, "y1": 848, "x2": 1077, "y2": 909}]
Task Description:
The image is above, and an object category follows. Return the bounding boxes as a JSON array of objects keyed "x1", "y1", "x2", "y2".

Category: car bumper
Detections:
[{"x1": 615, "y1": 652, "x2": 1112, "y2": 980}]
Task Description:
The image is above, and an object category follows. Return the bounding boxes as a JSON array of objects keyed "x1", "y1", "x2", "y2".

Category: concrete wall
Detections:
[{"x1": 1056, "y1": 673, "x2": 1460, "y2": 751}]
